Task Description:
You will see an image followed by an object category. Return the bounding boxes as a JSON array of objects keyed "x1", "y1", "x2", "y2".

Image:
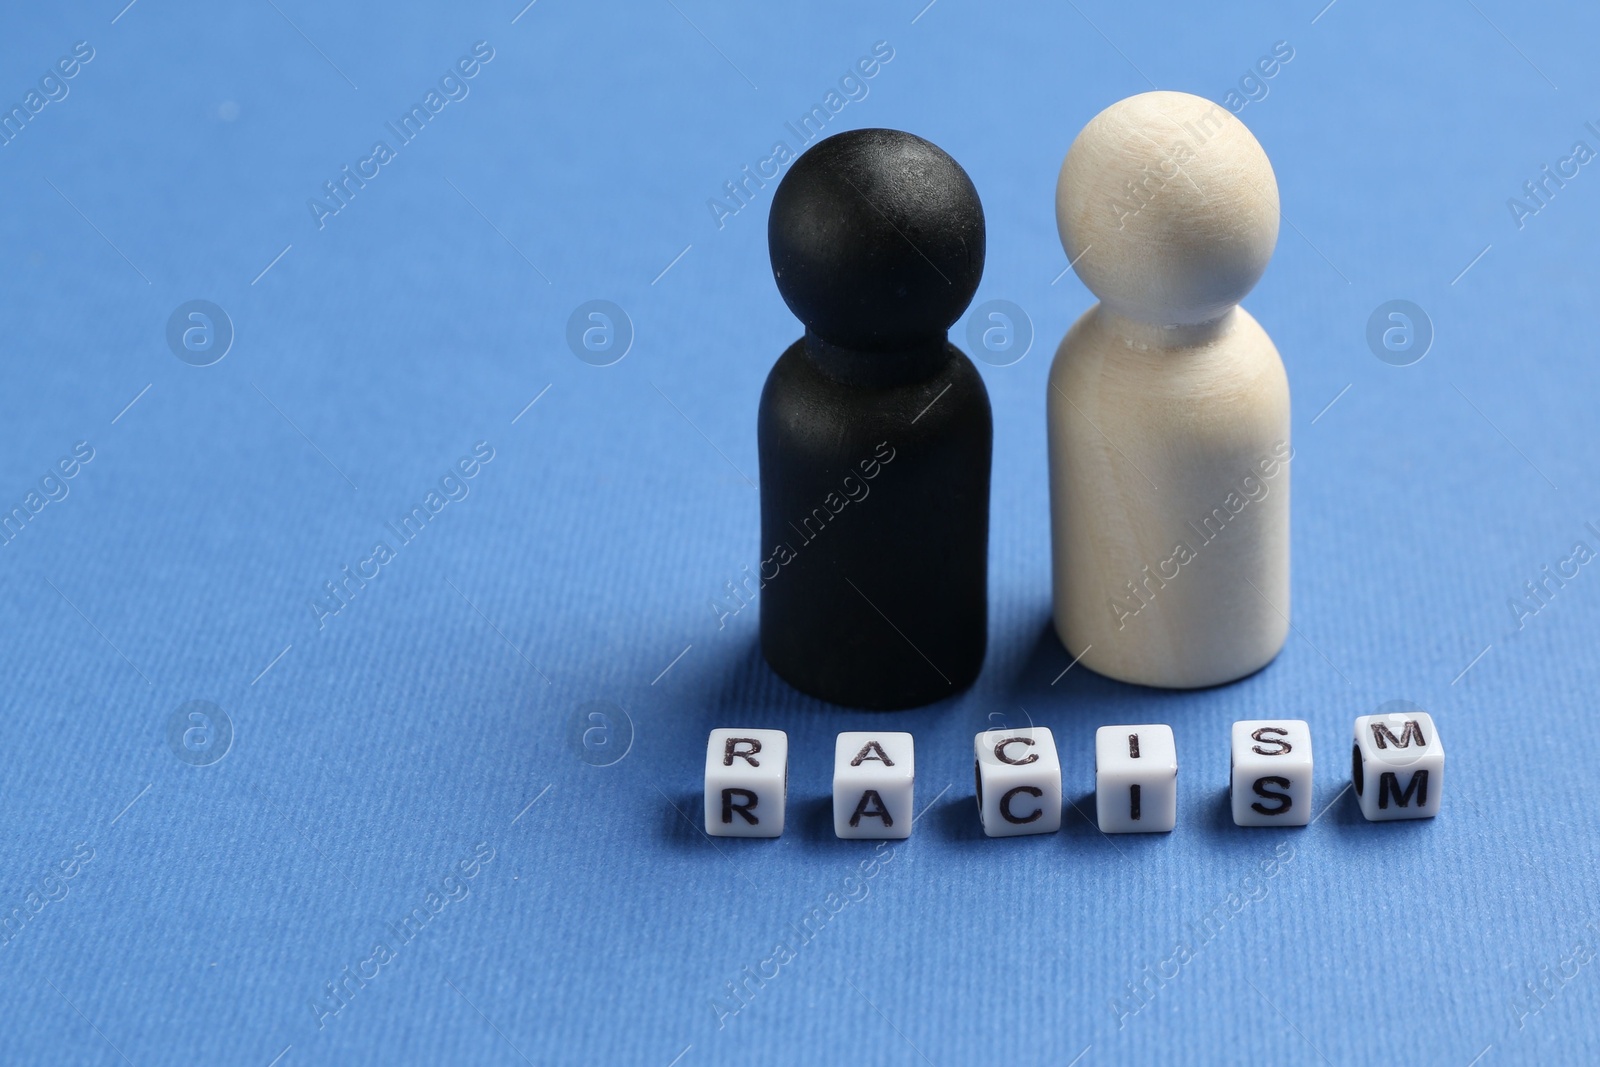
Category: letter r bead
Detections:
[{"x1": 705, "y1": 729, "x2": 788, "y2": 837}]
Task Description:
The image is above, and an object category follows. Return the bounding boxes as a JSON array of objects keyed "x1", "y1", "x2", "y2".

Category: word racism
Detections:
[
  {"x1": 1, "y1": 441, "x2": 96, "y2": 548},
  {"x1": 309, "y1": 41, "x2": 495, "y2": 230},
  {"x1": 0, "y1": 41, "x2": 95, "y2": 148},
  {"x1": 1105, "y1": 101, "x2": 1232, "y2": 229},
  {"x1": 1507, "y1": 120, "x2": 1600, "y2": 230},
  {"x1": 1507, "y1": 520, "x2": 1600, "y2": 631},
  {"x1": 1110, "y1": 841, "x2": 1295, "y2": 1028},
  {"x1": 709, "y1": 441, "x2": 896, "y2": 629},
  {"x1": 707, "y1": 41, "x2": 895, "y2": 231},
  {"x1": 309, "y1": 843, "x2": 495, "y2": 1029},
  {"x1": 1110, "y1": 441, "x2": 1292, "y2": 630},
  {"x1": 711, "y1": 842, "x2": 896, "y2": 1029},
  {"x1": 0, "y1": 841, "x2": 94, "y2": 950},
  {"x1": 310, "y1": 442, "x2": 496, "y2": 630}
]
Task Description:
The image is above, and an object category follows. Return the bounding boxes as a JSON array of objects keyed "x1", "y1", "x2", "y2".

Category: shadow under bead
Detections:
[{"x1": 759, "y1": 128, "x2": 992, "y2": 710}]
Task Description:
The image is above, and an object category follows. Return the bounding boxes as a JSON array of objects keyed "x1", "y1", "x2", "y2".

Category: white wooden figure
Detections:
[{"x1": 1049, "y1": 91, "x2": 1290, "y2": 688}]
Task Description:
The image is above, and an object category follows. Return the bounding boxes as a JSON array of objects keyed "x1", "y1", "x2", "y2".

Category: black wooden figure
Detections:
[{"x1": 759, "y1": 128, "x2": 991, "y2": 710}]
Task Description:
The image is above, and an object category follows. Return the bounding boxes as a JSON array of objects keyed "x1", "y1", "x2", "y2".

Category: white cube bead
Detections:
[
  {"x1": 1230, "y1": 719, "x2": 1314, "y2": 827},
  {"x1": 1094, "y1": 725, "x2": 1177, "y2": 833},
  {"x1": 704, "y1": 728, "x2": 788, "y2": 837},
  {"x1": 832, "y1": 732, "x2": 914, "y2": 840},
  {"x1": 1352, "y1": 711, "x2": 1443, "y2": 821},
  {"x1": 973, "y1": 727, "x2": 1062, "y2": 837}
]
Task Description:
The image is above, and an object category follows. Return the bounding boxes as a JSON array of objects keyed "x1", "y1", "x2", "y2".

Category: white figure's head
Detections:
[{"x1": 1056, "y1": 91, "x2": 1279, "y2": 327}]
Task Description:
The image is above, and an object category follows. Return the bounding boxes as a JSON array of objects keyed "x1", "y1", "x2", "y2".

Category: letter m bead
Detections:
[{"x1": 1352, "y1": 709, "x2": 1443, "y2": 822}]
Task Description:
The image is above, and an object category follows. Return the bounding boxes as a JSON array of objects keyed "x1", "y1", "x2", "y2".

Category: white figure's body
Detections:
[{"x1": 1048, "y1": 91, "x2": 1290, "y2": 689}]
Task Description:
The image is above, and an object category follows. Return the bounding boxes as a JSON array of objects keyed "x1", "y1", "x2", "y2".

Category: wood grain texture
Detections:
[{"x1": 1049, "y1": 92, "x2": 1290, "y2": 688}]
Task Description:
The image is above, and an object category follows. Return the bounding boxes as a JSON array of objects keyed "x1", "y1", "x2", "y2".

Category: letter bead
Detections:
[
  {"x1": 1352, "y1": 711, "x2": 1443, "y2": 821},
  {"x1": 1095, "y1": 725, "x2": 1177, "y2": 833},
  {"x1": 1230, "y1": 719, "x2": 1313, "y2": 827},
  {"x1": 832, "y1": 732, "x2": 914, "y2": 839},
  {"x1": 704, "y1": 728, "x2": 788, "y2": 837},
  {"x1": 973, "y1": 727, "x2": 1062, "y2": 837}
]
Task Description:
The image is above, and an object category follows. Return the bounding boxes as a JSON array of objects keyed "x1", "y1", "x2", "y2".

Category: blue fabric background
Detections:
[{"x1": 1, "y1": 1, "x2": 1596, "y2": 1063}]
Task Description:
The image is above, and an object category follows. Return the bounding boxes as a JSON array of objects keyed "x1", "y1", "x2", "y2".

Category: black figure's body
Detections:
[{"x1": 759, "y1": 128, "x2": 991, "y2": 710}]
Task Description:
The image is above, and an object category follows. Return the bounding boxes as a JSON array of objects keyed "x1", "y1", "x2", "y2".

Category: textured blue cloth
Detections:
[{"x1": 1, "y1": 1, "x2": 1597, "y2": 1064}]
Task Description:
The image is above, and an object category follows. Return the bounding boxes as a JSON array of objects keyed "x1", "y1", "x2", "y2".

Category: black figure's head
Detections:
[{"x1": 768, "y1": 128, "x2": 985, "y2": 353}]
